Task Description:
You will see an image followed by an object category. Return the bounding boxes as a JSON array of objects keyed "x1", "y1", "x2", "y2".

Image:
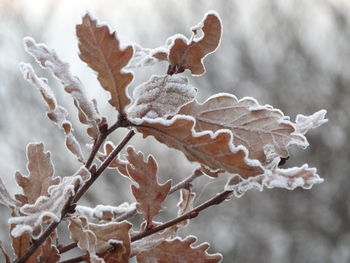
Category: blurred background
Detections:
[{"x1": 0, "y1": 0, "x2": 349, "y2": 262}]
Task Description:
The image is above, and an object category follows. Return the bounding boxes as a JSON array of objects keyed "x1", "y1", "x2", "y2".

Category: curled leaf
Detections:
[
  {"x1": 20, "y1": 64, "x2": 85, "y2": 162},
  {"x1": 168, "y1": 12, "x2": 222, "y2": 75},
  {"x1": 125, "y1": 146, "x2": 171, "y2": 226},
  {"x1": 97, "y1": 141, "x2": 128, "y2": 177},
  {"x1": 10, "y1": 167, "x2": 90, "y2": 238},
  {"x1": 226, "y1": 164, "x2": 323, "y2": 197},
  {"x1": 76, "y1": 203, "x2": 136, "y2": 222},
  {"x1": 134, "y1": 116, "x2": 264, "y2": 179},
  {"x1": 126, "y1": 43, "x2": 167, "y2": 69},
  {"x1": 76, "y1": 13, "x2": 133, "y2": 116},
  {"x1": 128, "y1": 74, "x2": 196, "y2": 119},
  {"x1": 295, "y1": 110, "x2": 328, "y2": 135},
  {"x1": 23, "y1": 37, "x2": 101, "y2": 138}
]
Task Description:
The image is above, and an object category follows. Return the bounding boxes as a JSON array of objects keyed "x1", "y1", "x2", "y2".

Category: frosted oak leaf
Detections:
[
  {"x1": 76, "y1": 13, "x2": 133, "y2": 116},
  {"x1": 124, "y1": 146, "x2": 171, "y2": 226},
  {"x1": 127, "y1": 75, "x2": 196, "y2": 119},
  {"x1": 134, "y1": 115, "x2": 264, "y2": 179},
  {"x1": 168, "y1": 11, "x2": 222, "y2": 75},
  {"x1": 15, "y1": 143, "x2": 60, "y2": 205},
  {"x1": 179, "y1": 93, "x2": 307, "y2": 164}
]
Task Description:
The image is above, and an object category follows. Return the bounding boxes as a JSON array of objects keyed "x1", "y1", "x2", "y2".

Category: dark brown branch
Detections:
[
  {"x1": 73, "y1": 130, "x2": 135, "y2": 203},
  {"x1": 116, "y1": 167, "x2": 204, "y2": 222},
  {"x1": 58, "y1": 242, "x2": 78, "y2": 254},
  {"x1": 59, "y1": 253, "x2": 89, "y2": 263},
  {"x1": 131, "y1": 190, "x2": 233, "y2": 242},
  {"x1": 14, "y1": 128, "x2": 135, "y2": 263}
]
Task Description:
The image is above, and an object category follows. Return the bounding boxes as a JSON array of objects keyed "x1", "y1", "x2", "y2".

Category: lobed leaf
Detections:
[
  {"x1": 136, "y1": 236, "x2": 222, "y2": 263},
  {"x1": 125, "y1": 146, "x2": 171, "y2": 226},
  {"x1": 127, "y1": 74, "x2": 196, "y2": 119},
  {"x1": 134, "y1": 116, "x2": 264, "y2": 179},
  {"x1": 15, "y1": 143, "x2": 59, "y2": 205},
  {"x1": 76, "y1": 13, "x2": 133, "y2": 116},
  {"x1": 68, "y1": 216, "x2": 132, "y2": 263},
  {"x1": 168, "y1": 12, "x2": 222, "y2": 75},
  {"x1": 179, "y1": 93, "x2": 307, "y2": 164}
]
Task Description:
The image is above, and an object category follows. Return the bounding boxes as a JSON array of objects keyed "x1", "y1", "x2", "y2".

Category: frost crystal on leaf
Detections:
[
  {"x1": 20, "y1": 64, "x2": 85, "y2": 162},
  {"x1": 126, "y1": 43, "x2": 168, "y2": 69},
  {"x1": 226, "y1": 164, "x2": 323, "y2": 197},
  {"x1": 128, "y1": 75, "x2": 197, "y2": 119},
  {"x1": 76, "y1": 203, "x2": 136, "y2": 222},
  {"x1": 23, "y1": 37, "x2": 101, "y2": 138},
  {"x1": 295, "y1": 110, "x2": 328, "y2": 135}
]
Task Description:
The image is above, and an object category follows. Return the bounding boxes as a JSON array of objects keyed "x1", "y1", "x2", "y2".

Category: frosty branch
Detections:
[{"x1": 0, "y1": 11, "x2": 327, "y2": 263}]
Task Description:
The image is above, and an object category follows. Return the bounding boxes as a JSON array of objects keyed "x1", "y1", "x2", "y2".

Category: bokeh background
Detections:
[{"x1": 0, "y1": 0, "x2": 349, "y2": 262}]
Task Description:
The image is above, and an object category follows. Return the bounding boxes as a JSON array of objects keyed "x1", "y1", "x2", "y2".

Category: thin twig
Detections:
[
  {"x1": 58, "y1": 242, "x2": 78, "y2": 254},
  {"x1": 115, "y1": 167, "x2": 204, "y2": 222},
  {"x1": 15, "y1": 128, "x2": 135, "y2": 263},
  {"x1": 131, "y1": 190, "x2": 233, "y2": 242},
  {"x1": 73, "y1": 130, "x2": 135, "y2": 203}
]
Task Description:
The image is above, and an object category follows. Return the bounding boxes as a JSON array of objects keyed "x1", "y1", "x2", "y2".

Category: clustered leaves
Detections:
[{"x1": 0, "y1": 11, "x2": 327, "y2": 263}]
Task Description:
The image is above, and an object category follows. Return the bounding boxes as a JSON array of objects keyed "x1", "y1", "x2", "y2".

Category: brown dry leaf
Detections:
[
  {"x1": 10, "y1": 227, "x2": 41, "y2": 262},
  {"x1": 136, "y1": 236, "x2": 222, "y2": 263},
  {"x1": 125, "y1": 146, "x2": 171, "y2": 226},
  {"x1": 68, "y1": 216, "x2": 132, "y2": 263},
  {"x1": 98, "y1": 142, "x2": 128, "y2": 177},
  {"x1": 135, "y1": 116, "x2": 264, "y2": 179},
  {"x1": 126, "y1": 43, "x2": 168, "y2": 69},
  {"x1": 15, "y1": 143, "x2": 60, "y2": 205},
  {"x1": 168, "y1": 12, "x2": 222, "y2": 75},
  {"x1": 38, "y1": 236, "x2": 60, "y2": 263},
  {"x1": 177, "y1": 189, "x2": 196, "y2": 227},
  {"x1": 76, "y1": 13, "x2": 133, "y2": 116},
  {"x1": 127, "y1": 75, "x2": 196, "y2": 119},
  {"x1": 179, "y1": 94, "x2": 307, "y2": 164}
]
